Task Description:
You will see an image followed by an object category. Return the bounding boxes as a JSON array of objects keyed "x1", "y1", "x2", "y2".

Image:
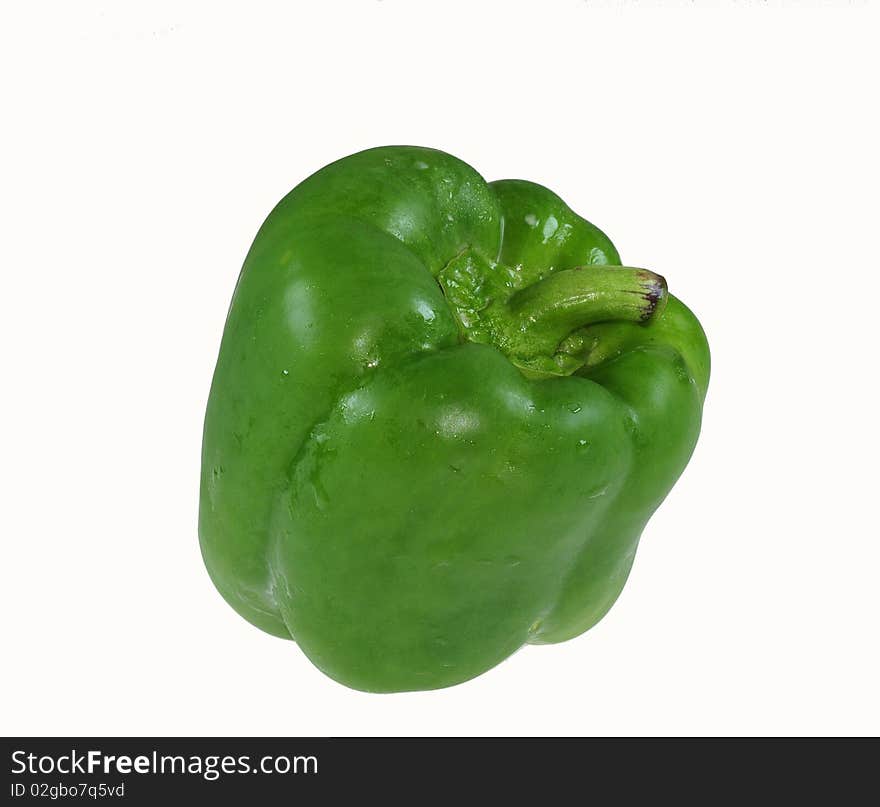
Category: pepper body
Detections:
[{"x1": 200, "y1": 146, "x2": 709, "y2": 692}]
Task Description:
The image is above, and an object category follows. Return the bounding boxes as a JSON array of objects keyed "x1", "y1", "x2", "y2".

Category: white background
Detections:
[{"x1": 3, "y1": 1, "x2": 878, "y2": 736}]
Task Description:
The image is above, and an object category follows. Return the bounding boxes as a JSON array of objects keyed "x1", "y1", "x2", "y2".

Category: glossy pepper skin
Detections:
[{"x1": 200, "y1": 146, "x2": 709, "y2": 692}]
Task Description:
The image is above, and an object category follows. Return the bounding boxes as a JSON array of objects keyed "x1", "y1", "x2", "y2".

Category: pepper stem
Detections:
[{"x1": 505, "y1": 265, "x2": 667, "y2": 361}]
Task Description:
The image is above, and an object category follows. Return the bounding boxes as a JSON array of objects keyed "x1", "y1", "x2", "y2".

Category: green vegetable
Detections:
[{"x1": 199, "y1": 146, "x2": 710, "y2": 692}]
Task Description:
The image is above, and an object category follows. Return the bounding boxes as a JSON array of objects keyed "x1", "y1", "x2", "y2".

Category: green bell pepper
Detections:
[{"x1": 199, "y1": 146, "x2": 709, "y2": 692}]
